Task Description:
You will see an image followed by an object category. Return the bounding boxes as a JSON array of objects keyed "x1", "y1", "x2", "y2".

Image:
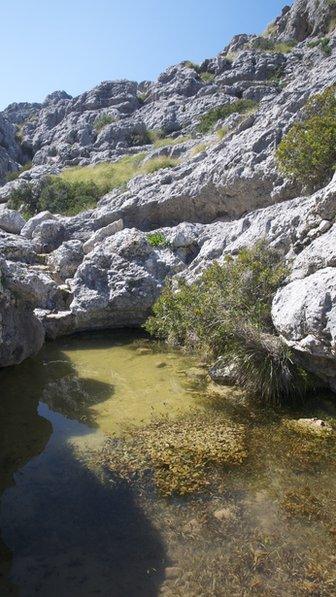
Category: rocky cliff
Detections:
[{"x1": 1, "y1": 0, "x2": 336, "y2": 388}]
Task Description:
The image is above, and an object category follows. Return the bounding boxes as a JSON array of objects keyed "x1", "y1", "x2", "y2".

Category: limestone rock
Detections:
[
  {"x1": 0, "y1": 208, "x2": 25, "y2": 234},
  {"x1": 83, "y1": 218, "x2": 124, "y2": 254}
]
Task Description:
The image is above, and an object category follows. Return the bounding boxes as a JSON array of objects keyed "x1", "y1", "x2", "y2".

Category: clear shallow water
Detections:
[
  {"x1": 1, "y1": 331, "x2": 336, "y2": 596},
  {"x1": 0, "y1": 331, "x2": 198, "y2": 596}
]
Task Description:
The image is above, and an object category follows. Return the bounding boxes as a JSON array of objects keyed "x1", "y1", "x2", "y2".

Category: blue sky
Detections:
[{"x1": 0, "y1": 0, "x2": 290, "y2": 110}]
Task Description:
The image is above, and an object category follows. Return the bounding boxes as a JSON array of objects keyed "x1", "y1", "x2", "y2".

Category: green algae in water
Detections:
[
  {"x1": 102, "y1": 385, "x2": 336, "y2": 596},
  {"x1": 42, "y1": 330, "x2": 203, "y2": 435}
]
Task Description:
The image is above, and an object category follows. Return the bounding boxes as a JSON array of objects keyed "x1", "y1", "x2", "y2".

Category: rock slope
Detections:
[{"x1": 1, "y1": 0, "x2": 336, "y2": 386}]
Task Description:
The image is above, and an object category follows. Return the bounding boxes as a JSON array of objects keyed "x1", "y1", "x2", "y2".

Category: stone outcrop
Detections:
[
  {"x1": 1, "y1": 0, "x2": 336, "y2": 384},
  {"x1": 0, "y1": 259, "x2": 45, "y2": 366}
]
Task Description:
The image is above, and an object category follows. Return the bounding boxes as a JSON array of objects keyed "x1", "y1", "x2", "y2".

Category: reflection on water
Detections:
[{"x1": 0, "y1": 331, "x2": 195, "y2": 596}]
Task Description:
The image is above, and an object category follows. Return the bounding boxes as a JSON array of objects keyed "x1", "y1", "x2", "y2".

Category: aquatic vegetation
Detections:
[{"x1": 103, "y1": 414, "x2": 247, "y2": 496}]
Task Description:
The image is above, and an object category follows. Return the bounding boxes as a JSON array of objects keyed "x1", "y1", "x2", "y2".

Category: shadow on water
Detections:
[{"x1": 0, "y1": 342, "x2": 167, "y2": 597}]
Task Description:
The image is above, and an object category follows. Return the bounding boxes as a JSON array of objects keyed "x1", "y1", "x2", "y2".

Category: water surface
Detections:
[
  {"x1": 0, "y1": 331, "x2": 197, "y2": 596},
  {"x1": 1, "y1": 331, "x2": 336, "y2": 596}
]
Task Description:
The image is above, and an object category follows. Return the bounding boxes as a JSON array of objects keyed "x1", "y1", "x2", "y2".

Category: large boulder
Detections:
[
  {"x1": 0, "y1": 260, "x2": 45, "y2": 367},
  {"x1": 69, "y1": 228, "x2": 185, "y2": 330},
  {"x1": 47, "y1": 240, "x2": 84, "y2": 280},
  {"x1": 0, "y1": 208, "x2": 25, "y2": 234}
]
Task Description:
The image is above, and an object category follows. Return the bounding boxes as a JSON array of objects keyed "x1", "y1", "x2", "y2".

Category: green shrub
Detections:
[
  {"x1": 94, "y1": 114, "x2": 116, "y2": 132},
  {"x1": 146, "y1": 241, "x2": 313, "y2": 404},
  {"x1": 141, "y1": 156, "x2": 179, "y2": 174},
  {"x1": 146, "y1": 231, "x2": 169, "y2": 247},
  {"x1": 184, "y1": 60, "x2": 200, "y2": 72},
  {"x1": 8, "y1": 178, "x2": 100, "y2": 217},
  {"x1": 308, "y1": 37, "x2": 332, "y2": 55},
  {"x1": 39, "y1": 178, "x2": 100, "y2": 216},
  {"x1": 137, "y1": 92, "x2": 148, "y2": 105},
  {"x1": 197, "y1": 99, "x2": 258, "y2": 133},
  {"x1": 276, "y1": 85, "x2": 336, "y2": 187},
  {"x1": 128, "y1": 130, "x2": 151, "y2": 146},
  {"x1": 200, "y1": 72, "x2": 215, "y2": 83},
  {"x1": 7, "y1": 183, "x2": 38, "y2": 216}
]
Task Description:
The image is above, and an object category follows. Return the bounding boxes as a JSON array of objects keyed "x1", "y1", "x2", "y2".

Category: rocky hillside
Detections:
[{"x1": 1, "y1": 0, "x2": 336, "y2": 391}]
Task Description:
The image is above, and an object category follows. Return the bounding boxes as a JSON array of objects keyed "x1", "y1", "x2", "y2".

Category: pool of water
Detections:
[
  {"x1": 1, "y1": 331, "x2": 336, "y2": 596},
  {"x1": 0, "y1": 331, "x2": 199, "y2": 596}
]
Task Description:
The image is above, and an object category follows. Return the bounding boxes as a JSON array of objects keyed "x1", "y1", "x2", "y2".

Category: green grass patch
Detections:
[
  {"x1": 60, "y1": 153, "x2": 146, "y2": 194},
  {"x1": 141, "y1": 156, "x2": 179, "y2": 174},
  {"x1": 190, "y1": 142, "x2": 209, "y2": 155},
  {"x1": 7, "y1": 154, "x2": 147, "y2": 217},
  {"x1": 197, "y1": 99, "x2": 258, "y2": 133},
  {"x1": 251, "y1": 37, "x2": 297, "y2": 53},
  {"x1": 217, "y1": 126, "x2": 230, "y2": 140}
]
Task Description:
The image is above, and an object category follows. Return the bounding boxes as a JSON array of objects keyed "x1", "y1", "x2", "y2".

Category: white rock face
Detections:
[
  {"x1": 83, "y1": 218, "x2": 124, "y2": 254},
  {"x1": 21, "y1": 211, "x2": 58, "y2": 239},
  {"x1": 0, "y1": 208, "x2": 25, "y2": 234},
  {"x1": 0, "y1": 259, "x2": 45, "y2": 366}
]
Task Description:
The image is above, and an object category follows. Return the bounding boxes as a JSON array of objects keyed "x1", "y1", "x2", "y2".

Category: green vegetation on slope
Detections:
[
  {"x1": 7, "y1": 151, "x2": 181, "y2": 217},
  {"x1": 93, "y1": 113, "x2": 116, "y2": 132},
  {"x1": 277, "y1": 85, "x2": 336, "y2": 187},
  {"x1": 197, "y1": 99, "x2": 258, "y2": 133},
  {"x1": 8, "y1": 153, "x2": 146, "y2": 217},
  {"x1": 146, "y1": 241, "x2": 313, "y2": 405}
]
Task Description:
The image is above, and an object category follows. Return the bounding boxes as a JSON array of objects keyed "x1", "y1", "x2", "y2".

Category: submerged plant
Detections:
[{"x1": 103, "y1": 414, "x2": 247, "y2": 496}]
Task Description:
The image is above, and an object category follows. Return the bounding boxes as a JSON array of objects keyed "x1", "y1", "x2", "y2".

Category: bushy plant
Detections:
[
  {"x1": 7, "y1": 183, "x2": 38, "y2": 216},
  {"x1": 308, "y1": 37, "x2": 332, "y2": 55},
  {"x1": 184, "y1": 60, "x2": 201, "y2": 72},
  {"x1": 39, "y1": 178, "x2": 100, "y2": 216},
  {"x1": 94, "y1": 114, "x2": 116, "y2": 132},
  {"x1": 147, "y1": 231, "x2": 169, "y2": 247},
  {"x1": 277, "y1": 85, "x2": 336, "y2": 187},
  {"x1": 197, "y1": 99, "x2": 258, "y2": 133},
  {"x1": 200, "y1": 71, "x2": 215, "y2": 83},
  {"x1": 146, "y1": 242, "x2": 313, "y2": 404}
]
